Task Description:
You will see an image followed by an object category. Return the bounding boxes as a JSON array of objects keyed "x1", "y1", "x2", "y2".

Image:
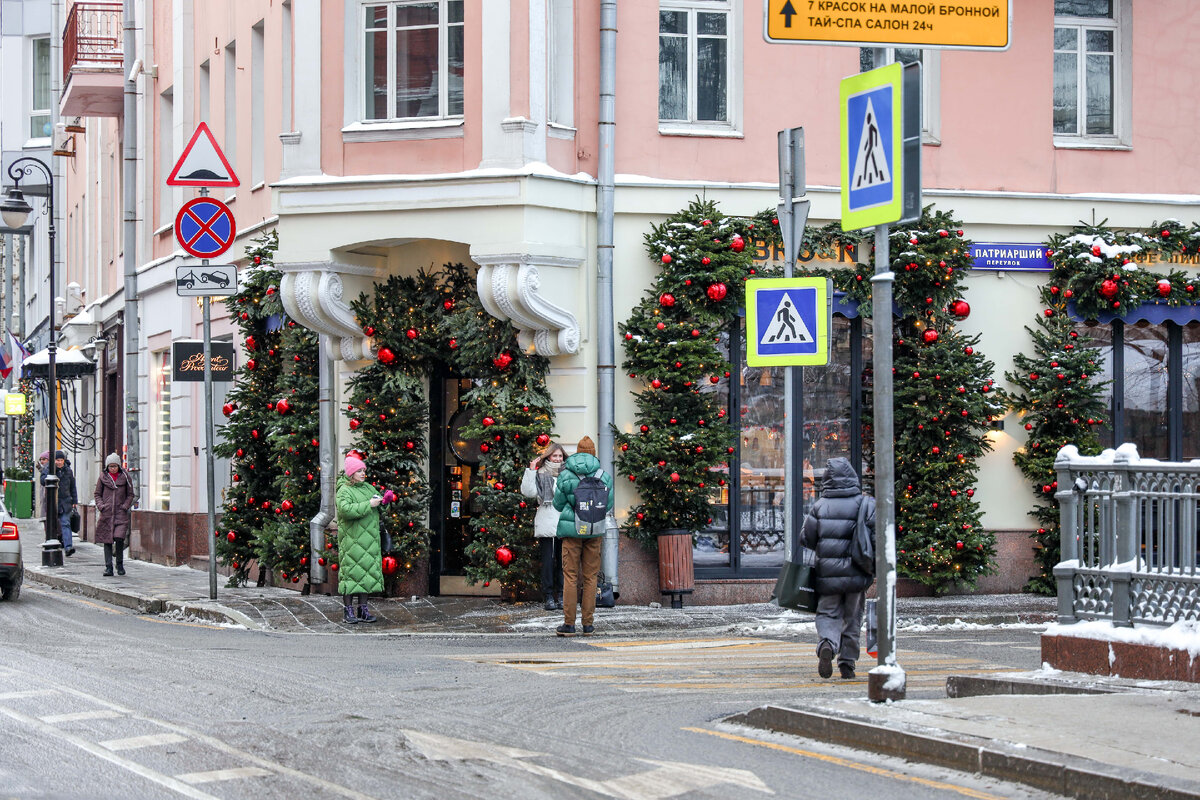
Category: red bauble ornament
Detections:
[
  {"x1": 382, "y1": 555, "x2": 398, "y2": 576},
  {"x1": 406, "y1": 328, "x2": 419, "y2": 340},
  {"x1": 494, "y1": 546, "x2": 514, "y2": 566},
  {"x1": 1158, "y1": 279, "x2": 1172, "y2": 297},
  {"x1": 377, "y1": 347, "x2": 396, "y2": 364},
  {"x1": 246, "y1": 359, "x2": 257, "y2": 371},
  {"x1": 349, "y1": 418, "x2": 361, "y2": 430},
  {"x1": 281, "y1": 499, "x2": 294, "y2": 511},
  {"x1": 493, "y1": 352, "x2": 513, "y2": 370},
  {"x1": 482, "y1": 416, "x2": 495, "y2": 427},
  {"x1": 922, "y1": 329, "x2": 939, "y2": 344},
  {"x1": 222, "y1": 402, "x2": 236, "y2": 416},
  {"x1": 331, "y1": 563, "x2": 339, "y2": 571},
  {"x1": 312, "y1": 438, "x2": 320, "y2": 447},
  {"x1": 659, "y1": 293, "x2": 676, "y2": 307},
  {"x1": 931, "y1": 446, "x2": 941, "y2": 454},
  {"x1": 1092, "y1": 244, "x2": 1102, "y2": 256},
  {"x1": 640, "y1": 424, "x2": 649, "y2": 433},
  {"x1": 706, "y1": 283, "x2": 728, "y2": 302},
  {"x1": 1099, "y1": 279, "x2": 1119, "y2": 298},
  {"x1": 956, "y1": 541, "x2": 964, "y2": 550},
  {"x1": 670, "y1": 472, "x2": 681, "y2": 483},
  {"x1": 240, "y1": 312, "x2": 249, "y2": 321},
  {"x1": 661, "y1": 253, "x2": 672, "y2": 264},
  {"x1": 950, "y1": 300, "x2": 971, "y2": 318},
  {"x1": 964, "y1": 346, "x2": 974, "y2": 355},
  {"x1": 1044, "y1": 309, "x2": 1054, "y2": 317},
  {"x1": 1025, "y1": 423, "x2": 1033, "y2": 431},
  {"x1": 276, "y1": 398, "x2": 291, "y2": 415},
  {"x1": 251, "y1": 429, "x2": 260, "y2": 439},
  {"x1": 730, "y1": 235, "x2": 745, "y2": 252},
  {"x1": 443, "y1": 299, "x2": 454, "y2": 311},
  {"x1": 449, "y1": 338, "x2": 458, "y2": 349},
  {"x1": 245, "y1": 335, "x2": 257, "y2": 351},
  {"x1": 226, "y1": 531, "x2": 236, "y2": 542},
  {"x1": 480, "y1": 443, "x2": 489, "y2": 453},
  {"x1": 701, "y1": 256, "x2": 711, "y2": 266}
]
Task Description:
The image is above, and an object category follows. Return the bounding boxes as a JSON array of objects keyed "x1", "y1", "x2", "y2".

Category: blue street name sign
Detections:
[{"x1": 745, "y1": 277, "x2": 831, "y2": 367}]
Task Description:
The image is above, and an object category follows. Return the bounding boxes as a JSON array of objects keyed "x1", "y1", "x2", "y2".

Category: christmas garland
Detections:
[{"x1": 349, "y1": 263, "x2": 555, "y2": 597}]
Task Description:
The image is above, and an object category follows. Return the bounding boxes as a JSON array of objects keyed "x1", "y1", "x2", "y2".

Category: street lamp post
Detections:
[{"x1": 1, "y1": 157, "x2": 62, "y2": 566}]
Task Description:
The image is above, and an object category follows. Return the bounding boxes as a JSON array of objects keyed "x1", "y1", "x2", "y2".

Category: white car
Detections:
[{"x1": 0, "y1": 499, "x2": 22, "y2": 601}]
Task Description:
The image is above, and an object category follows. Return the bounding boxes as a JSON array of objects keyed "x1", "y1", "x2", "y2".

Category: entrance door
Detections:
[{"x1": 428, "y1": 374, "x2": 498, "y2": 596}]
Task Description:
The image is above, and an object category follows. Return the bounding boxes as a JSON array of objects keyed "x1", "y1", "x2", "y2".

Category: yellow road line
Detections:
[{"x1": 682, "y1": 727, "x2": 1004, "y2": 800}]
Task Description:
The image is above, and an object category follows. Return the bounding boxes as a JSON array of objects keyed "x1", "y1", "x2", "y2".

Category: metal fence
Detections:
[
  {"x1": 63, "y1": 2, "x2": 123, "y2": 84},
  {"x1": 1055, "y1": 444, "x2": 1200, "y2": 626}
]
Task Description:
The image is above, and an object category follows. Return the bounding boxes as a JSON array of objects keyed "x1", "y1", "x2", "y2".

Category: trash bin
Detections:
[
  {"x1": 4, "y1": 480, "x2": 32, "y2": 519},
  {"x1": 657, "y1": 529, "x2": 695, "y2": 609}
]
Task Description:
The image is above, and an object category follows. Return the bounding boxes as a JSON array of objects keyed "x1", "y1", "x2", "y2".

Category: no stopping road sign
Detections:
[{"x1": 175, "y1": 197, "x2": 236, "y2": 259}]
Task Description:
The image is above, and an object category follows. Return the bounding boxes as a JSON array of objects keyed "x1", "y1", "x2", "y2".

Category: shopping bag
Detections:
[
  {"x1": 770, "y1": 547, "x2": 818, "y2": 612},
  {"x1": 865, "y1": 598, "x2": 878, "y2": 657}
]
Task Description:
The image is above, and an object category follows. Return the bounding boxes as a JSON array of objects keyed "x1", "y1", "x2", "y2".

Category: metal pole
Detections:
[
  {"x1": 596, "y1": 0, "x2": 618, "y2": 592},
  {"x1": 123, "y1": 0, "x2": 142, "y2": 508},
  {"x1": 3, "y1": 234, "x2": 11, "y2": 468},
  {"x1": 778, "y1": 133, "x2": 795, "y2": 562},
  {"x1": 197, "y1": 190, "x2": 217, "y2": 599}
]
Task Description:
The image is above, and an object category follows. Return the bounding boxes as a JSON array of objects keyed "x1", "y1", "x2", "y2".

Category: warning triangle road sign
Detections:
[
  {"x1": 167, "y1": 122, "x2": 240, "y2": 187},
  {"x1": 851, "y1": 97, "x2": 890, "y2": 190},
  {"x1": 762, "y1": 292, "x2": 814, "y2": 346}
]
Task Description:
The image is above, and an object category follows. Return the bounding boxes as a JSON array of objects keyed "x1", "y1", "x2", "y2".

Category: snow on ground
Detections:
[{"x1": 1046, "y1": 619, "x2": 1200, "y2": 658}]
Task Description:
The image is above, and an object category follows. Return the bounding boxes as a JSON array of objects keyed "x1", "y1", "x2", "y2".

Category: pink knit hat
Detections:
[{"x1": 344, "y1": 454, "x2": 366, "y2": 476}]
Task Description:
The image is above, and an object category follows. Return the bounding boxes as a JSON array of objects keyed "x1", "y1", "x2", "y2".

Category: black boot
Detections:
[
  {"x1": 544, "y1": 593, "x2": 556, "y2": 611},
  {"x1": 103, "y1": 543, "x2": 114, "y2": 576},
  {"x1": 114, "y1": 540, "x2": 125, "y2": 576},
  {"x1": 358, "y1": 604, "x2": 377, "y2": 623}
]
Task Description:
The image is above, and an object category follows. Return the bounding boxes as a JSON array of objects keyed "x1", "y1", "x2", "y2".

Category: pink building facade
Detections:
[{"x1": 55, "y1": 0, "x2": 1200, "y2": 600}]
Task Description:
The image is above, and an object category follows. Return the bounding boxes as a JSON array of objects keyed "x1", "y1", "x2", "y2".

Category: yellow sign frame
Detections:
[
  {"x1": 4, "y1": 392, "x2": 27, "y2": 416},
  {"x1": 745, "y1": 277, "x2": 831, "y2": 367},
  {"x1": 764, "y1": 0, "x2": 1011, "y2": 50}
]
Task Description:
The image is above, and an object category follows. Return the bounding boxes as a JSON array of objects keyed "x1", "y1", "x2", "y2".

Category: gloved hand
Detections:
[{"x1": 381, "y1": 489, "x2": 396, "y2": 505}]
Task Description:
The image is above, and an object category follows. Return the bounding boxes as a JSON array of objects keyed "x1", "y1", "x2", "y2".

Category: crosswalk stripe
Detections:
[
  {"x1": 0, "y1": 689, "x2": 57, "y2": 700},
  {"x1": 176, "y1": 767, "x2": 274, "y2": 784},
  {"x1": 100, "y1": 732, "x2": 188, "y2": 751},
  {"x1": 41, "y1": 710, "x2": 124, "y2": 724}
]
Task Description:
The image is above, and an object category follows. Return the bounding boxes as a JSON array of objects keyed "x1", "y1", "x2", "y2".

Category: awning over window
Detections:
[{"x1": 1067, "y1": 300, "x2": 1200, "y2": 326}]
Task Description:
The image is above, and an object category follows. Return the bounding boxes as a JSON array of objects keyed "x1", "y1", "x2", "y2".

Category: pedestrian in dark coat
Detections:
[
  {"x1": 801, "y1": 457, "x2": 875, "y2": 680},
  {"x1": 94, "y1": 453, "x2": 134, "y2": 576},
  {"x1": 552, "y1": 436, "x2": 613, "y2": 637},
  {"x1": 41, "y1": 450, "x2": 78, "y2": 555}
]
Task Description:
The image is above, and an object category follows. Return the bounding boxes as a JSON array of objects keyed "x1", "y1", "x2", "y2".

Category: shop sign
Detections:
[
  {"x1": 3, "y1": 393, "x2": 26, "y2": 416},
  {"x1": 171, "y1": 340, "x2": 235, "y2": 383}
]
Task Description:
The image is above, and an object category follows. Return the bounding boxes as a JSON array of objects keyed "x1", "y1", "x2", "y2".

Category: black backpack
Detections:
[
  {"x1": 849, "y1": 496, "x2": 875, "y2": 576},
  {"x1": 573, "y1": 468, "x2": 610, "y2": 533}
]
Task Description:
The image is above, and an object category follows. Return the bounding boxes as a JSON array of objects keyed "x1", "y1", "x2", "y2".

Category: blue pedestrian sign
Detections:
[
  {"x1": 745, "y1": 277, "x2": 831, "y2": 367},
  {"x1": 841, "y1": 62, "x2": 903, "y2": 231}
]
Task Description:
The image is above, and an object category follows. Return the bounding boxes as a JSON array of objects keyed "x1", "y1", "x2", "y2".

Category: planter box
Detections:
[{"x1": 4, "y1": 480, "x2": 32, "y2": 518}]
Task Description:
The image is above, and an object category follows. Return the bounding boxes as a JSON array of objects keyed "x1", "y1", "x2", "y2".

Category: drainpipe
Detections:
[
  {"x1": 597, "y1": 0, "x2": 618, "y2": 594},
  {"x1": 308, "y1": 335, "x2": 335, "y2": 585},
  {"x1": 122, "y1": 0, "x2": 141, "y2": 498}
]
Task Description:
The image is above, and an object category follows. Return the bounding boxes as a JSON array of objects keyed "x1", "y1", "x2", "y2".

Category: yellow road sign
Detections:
[
  {"x1": 3, "y1": 393, "x2": 26, "y2": 416},
  {"x1": 764, "y1": 0, "x2": 1011, "y2": 50}
]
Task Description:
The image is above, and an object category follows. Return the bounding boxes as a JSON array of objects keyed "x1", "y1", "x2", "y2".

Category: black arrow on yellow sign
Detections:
[{"x1": 780, "y1": 0, "x2": 797, "y2": 27}]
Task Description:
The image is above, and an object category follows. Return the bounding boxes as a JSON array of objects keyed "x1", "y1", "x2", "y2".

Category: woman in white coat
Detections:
[{"x1": 522, "y1": 442, "x2": 566, "y2": 611}]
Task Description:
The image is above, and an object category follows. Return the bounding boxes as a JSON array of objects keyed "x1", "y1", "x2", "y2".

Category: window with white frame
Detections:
[
  {"x1": 659, "y1": 1, "x2": 740, "y2": 132},
  {"x1": 362, "y1": 0, "x2": 464, "y2": 122},
  {"x1": 859, "y1": 47, "x2": 940, "y2": 143},
  {"x1": 29, "y1": 37, "x2": 51, "y2": 140},
  {"x1": 547, "y1": 0, "x2": 574, "y2": 130},
  {"x1": 1053, "y1": 0, "x2": 1128, "y2": 144}
]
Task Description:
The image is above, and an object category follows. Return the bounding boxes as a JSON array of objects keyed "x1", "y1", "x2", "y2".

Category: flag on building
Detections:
[
  {"x1": 9, "y1": 333, "x2": 30, "y2": 361},
  {"x1": 0, "y1": 345, "x2": 11, "y2": 379}
]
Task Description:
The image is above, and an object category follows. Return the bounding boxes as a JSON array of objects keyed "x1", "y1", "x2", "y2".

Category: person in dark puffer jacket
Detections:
[{"x1": 801, "y1": 457, "x2": 875, "y2": 680}]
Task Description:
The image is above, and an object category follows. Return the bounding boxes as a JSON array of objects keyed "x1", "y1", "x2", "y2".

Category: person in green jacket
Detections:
[
  {"x1": 336, "y1": 453, "x2": 384, "y2": 624},
  {"x1": 552, "y1": 436, "x2": 614, "y2": 636}
]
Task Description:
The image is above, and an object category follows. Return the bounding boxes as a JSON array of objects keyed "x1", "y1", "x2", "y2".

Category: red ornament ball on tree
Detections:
[
  {"x1": 536, "y1": 433, "x2": 550, "y2": 446},
  {"x1": 922, "y1": 329, "x2": 939, "y2": 344},
  {"x1": 950, "y1": 300, "x2": 971, "y2": 318},
  {"x1": 661, "y1": 253, "x2": 672, "y2": 264},
  {"x1": 659, "y1": 293, "x2": 676, "y2": 307},
  {"x1": 730, "y1": 235, "x2": 745, "y2": 252},
  {"x1": 494, "y1": 546, "x2": 514, "y2": 566},
  {"x1": 1099, "y1": 279, "x2": 1119, "y2": 298},
  {"x1": 706, "y1": 283, "x2": 728, "y2": 301},
  {"x1": 670, "y1": 472, "x2": 681, "y2": 483},
  {"x1": 377, "y1": 347, "x2": 396, "y2": 364},
  {"x1": 1158, "y1": 279, "x2": 1172, "y2": 297},
  {"x1": 382, "y1": 555, "x2": 398, "y2": 576},
  {"x1": 482, "y1": 416, "x2": 495, "y2": 427}
]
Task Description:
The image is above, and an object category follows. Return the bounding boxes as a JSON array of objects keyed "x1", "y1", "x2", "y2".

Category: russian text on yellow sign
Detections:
[
  {"x1": 764, "y1": 0, "x2": 1010, "y2": 50},
  {"x1": 4, "y1": 393, "x2": 26, "y2": 416}
]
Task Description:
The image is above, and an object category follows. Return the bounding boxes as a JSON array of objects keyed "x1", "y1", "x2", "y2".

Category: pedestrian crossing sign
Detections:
[
  {"x1": 841, "y1": 62, "x2": 903, "y2": 231},
  {"x1": 745, "y1": 277, "x2": 831, "y2": 367}
]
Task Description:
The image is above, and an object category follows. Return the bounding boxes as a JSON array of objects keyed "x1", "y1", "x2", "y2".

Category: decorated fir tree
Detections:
[
  {"x1": 214, "y1": 231, "x2": 286, "y2": 586},
  {"x1": 257, "y1": 319, "x2": 321, "y2": 589},
  {"x1": 615, "y1": 198, "x2": 757, "y2": 547}
]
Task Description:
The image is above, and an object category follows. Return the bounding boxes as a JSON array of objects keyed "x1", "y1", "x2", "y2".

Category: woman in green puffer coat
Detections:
[{"x1": 336, "y1": 453, "x2": 384, "y2": 624}]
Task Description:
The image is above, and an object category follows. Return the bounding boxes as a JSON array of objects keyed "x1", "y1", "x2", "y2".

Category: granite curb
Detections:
[{"x1": 725, "y1": 703, "x2": 1200, "y2": 800}]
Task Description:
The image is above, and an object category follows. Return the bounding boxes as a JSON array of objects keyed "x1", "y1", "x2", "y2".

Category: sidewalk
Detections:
[{"x1": 15, "y1": 520, "x2": 1054, "y2": 634}]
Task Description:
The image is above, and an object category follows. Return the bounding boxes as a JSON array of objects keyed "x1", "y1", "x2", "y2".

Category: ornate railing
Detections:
[
  {"x1": 1055, "y1": 444, "x2": 1200, "y2": 627},
  {"x1": 63, "y1": 2, "x2": 122, "y2": 83}
]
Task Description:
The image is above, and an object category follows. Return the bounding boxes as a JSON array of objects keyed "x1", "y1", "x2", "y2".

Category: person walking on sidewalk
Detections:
[
  {"x1": 42, "y1": 450, "x2": 78, "y2": 556},
  {"x1": 94, "y1": 454, "x2": 134, "y2": 576},
  {"x1": 336, "y1": 453, "x2": 384, "y2": 625},
  {"x1": 552, "y1": 436, "x2": 613, "y2": 636},
  {"x1": 522, "y1": 442, "x2": 566, "y2": 612},
  {"x1": 801, "y1": 456, "x2": 875, "y2": 679},
  {"x1": 36, "y1": 451, "x2": 49, "y2": 517}
]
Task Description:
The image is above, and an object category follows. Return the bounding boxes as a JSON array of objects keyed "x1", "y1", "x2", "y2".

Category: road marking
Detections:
[
  {"x1": 0, "y1": 689, "x2": 57, "y2": 701},
  {"x1": 683, "y1": 727, "x2": 1004, "y2": 800},
  {"x1": 101, "y1": 732, "x2": 188, "y2": 751},
  {"x1": 176, "y1": 766, "x2": 274, "y2": 784},
  {"x1": 41, "y1": 710, "x2": 124, "y2": 724},
  {"x1": 404, "y1": 728, "x2": 772, "y2": 798}
]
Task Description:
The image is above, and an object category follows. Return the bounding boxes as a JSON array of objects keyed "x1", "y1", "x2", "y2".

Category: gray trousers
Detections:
[{"x1": 815, "y1": 592, "x2": 866, "y2": 666}]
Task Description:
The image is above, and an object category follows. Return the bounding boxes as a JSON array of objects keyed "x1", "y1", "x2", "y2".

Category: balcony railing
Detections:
[
  {"x1": 63, "y1": 2, "x2": 122, "y2": 84},
  {"x1": 1054, "y1": 443, "x2": 1200, "y2": 627}
]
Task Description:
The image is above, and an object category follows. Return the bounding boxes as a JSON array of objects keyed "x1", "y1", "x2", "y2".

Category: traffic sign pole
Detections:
[
  {"x1": 777, "y1": 128, "x2": 802, "y2": 563},
  {"x1": 197, "y1": 187, "x2": 218, "y2": 602}
]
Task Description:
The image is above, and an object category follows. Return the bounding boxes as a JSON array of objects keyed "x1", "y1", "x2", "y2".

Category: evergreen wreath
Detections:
[{"x1": 349, "y1": 263, "x2": 555, "y2": 597}]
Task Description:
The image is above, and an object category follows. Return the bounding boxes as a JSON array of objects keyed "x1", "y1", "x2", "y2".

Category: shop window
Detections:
[
  {"x1": 361, "y1": 0, "x2": 464, "y2": 122},
  {"x1": 858, "y1": 47, "x2": 940, "y2": 144},
  {"x1": 1053, "y1": 0, "x2": 1130, "y2": 147},
  {"x1": 658, "y1": 0, "x2": 742, "y2": 136},
  {"x1": 29, "y1": 37, "x2": 51, "y2": 140},
  {"x1": 697, "y1": 313, "x2": 869, "y2": 577},
  {"x1": 151, "y1": 351, "x2": 171, "y2": 510}
]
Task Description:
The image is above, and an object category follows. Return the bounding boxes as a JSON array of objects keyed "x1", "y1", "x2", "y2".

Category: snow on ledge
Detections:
[{"x1": 1046, "y1": 619, "x2": 1200, "y2": 658}]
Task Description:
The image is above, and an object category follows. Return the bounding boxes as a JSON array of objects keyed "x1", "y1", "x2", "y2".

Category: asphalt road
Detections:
[{"x1": 0, "y1": 585, "x2": 1062, "y2": 800}]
